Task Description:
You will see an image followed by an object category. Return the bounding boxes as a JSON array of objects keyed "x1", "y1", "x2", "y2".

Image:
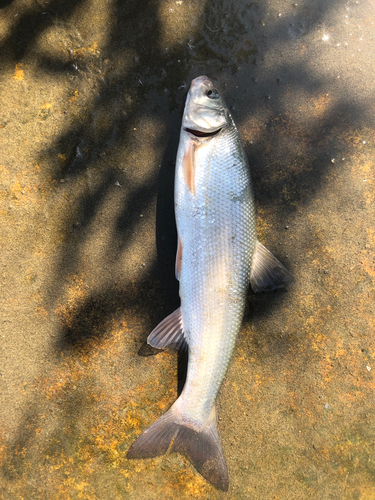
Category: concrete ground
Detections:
[{"x1": 0, "y1": 0, "x2": 374, "y2": 498}]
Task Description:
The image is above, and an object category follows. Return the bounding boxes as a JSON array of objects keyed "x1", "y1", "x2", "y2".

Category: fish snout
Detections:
[{"x1": 190, "y1": 75, "x2": 211, "y2": 89}]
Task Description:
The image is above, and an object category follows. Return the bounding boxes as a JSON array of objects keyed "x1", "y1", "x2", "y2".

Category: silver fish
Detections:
[{"x1": 127, "y1": 76, "x2": 294, "y2": 490}]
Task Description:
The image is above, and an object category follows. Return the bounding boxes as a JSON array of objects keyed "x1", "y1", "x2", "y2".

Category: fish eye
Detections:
[{"x1": 206, "y1": 88, "x2": 219, "y2": 99}]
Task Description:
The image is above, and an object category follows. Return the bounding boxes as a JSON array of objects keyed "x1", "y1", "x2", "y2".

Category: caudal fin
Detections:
[{"x1": 127, "y1": 409, "x2": 229, "y2": 491}]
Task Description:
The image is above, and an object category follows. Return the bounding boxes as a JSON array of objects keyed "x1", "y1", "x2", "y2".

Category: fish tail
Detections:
[{"x1": 127, "y1": 406, "x2": 228, "y2": 491}]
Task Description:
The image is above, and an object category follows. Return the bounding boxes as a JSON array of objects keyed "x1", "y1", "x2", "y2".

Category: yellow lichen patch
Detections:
[
  {"x1": 35, "y1": 305, "x2": 49, "y2": 318},
  {"x1": 366, "y1": 228, "x2": 375, "y2": 247},
  {"x1": 0, "y1": 431, "x2": 6, "y2": 467},
  {"x1": 36, "y1": 361, "x2": 81, "y2": 400},
  {"x1": 7, "y1": 179, "x2": 23, "y2": 199},
  {"x1": 41, "y1": 102, "x2": 54, "y2": 110},
  {"x1": 340, "y1": 125, "x2": 375, "y2": 147},
  {"x1": 33, "y1": 249, "x2": 47, "y2": 259},
  {"x1": 0, "y1": 165, "x2": 9, "y2": 176},
  {"x1": 309, "y1": 93, "x2": 332, "y2": 119},
  {"x1": 68, "y1": 89, "x2": 79, "y2": 103},
  {"x1": 8, "y1": 325, "x2": 175, "y2": 494},
  {"x1": 13, "y1": 63, "x2": 24, "y2": 80},
  {"x1": 362, "y1": 259, "x2": 375, "y2": 279},
  {"x1": 253, "y1": 373, "x2": 266, "y2": 386},
  {"x1": 56, "y1": 274, "x2": 87, "y2": 317},
  {"x1": 241, "y1": 114, "x2": 268, "y2": 144},
  {"x1": 57, "y1": 153, "x2": 67, "y2": 164},
  {"x1": 359, "y1": 486, "x2": 375, "y2": 499},
  {"x1": 256, "y1": 208, "x2": 272, "y2": 241},
  {"x1": 158, "y1": 465, "x2": 212, "y2": 498},
  {"x1": 176, "y1": 475, "x2": 208, "y2": 496},
  {"x1": 72, "y1": 42, "x2": 100, "y2": 58},
  {"x1": 2, "y1": 168, "x2": 50, "y2": 206},
  {"x1": 270, "y1": 112, "x2": 295, "y2": 138},
  {"x1": 38, "y1": 103, "x2": 54, "y2": 121},
  {"x1": 309, "y1": 331, "x2": 327, "y2": 353}
]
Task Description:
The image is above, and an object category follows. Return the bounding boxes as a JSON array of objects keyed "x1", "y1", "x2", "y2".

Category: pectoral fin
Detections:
[
  {"x1": 250, "y1": 240, "x2": 295, "y2": 293},
  {"x1": 147, "y1": 307, "x2": 186, "y2": 351},
  {"x1": 183, "y1": 140, "x2": 195, "y2": 195},
  {"x1": 175, "y1": 236, "x2": 183, "y2": 281}
]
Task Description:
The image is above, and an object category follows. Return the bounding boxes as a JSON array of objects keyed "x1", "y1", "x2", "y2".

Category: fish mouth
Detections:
[{"x1": 184, "y1": 127, "x2": 222, "y2": 137}]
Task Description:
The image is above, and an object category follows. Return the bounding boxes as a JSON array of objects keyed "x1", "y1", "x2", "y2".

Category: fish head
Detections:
[{"x1": 183, "y1": 76, "x2": 228, "y2": 135}]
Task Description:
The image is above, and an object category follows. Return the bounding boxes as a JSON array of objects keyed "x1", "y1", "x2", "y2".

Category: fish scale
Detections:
[
  {"x1": 127, "y1": 76, "x2": 294, "y2": 491},
  {"x1": 175, "y1": 116, "x2": 256, "y2": 424}
]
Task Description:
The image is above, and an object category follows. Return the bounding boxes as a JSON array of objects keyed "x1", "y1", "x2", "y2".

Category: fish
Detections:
[{"x1": 127, "y1": 75, "x2": 294, "y2": 491}]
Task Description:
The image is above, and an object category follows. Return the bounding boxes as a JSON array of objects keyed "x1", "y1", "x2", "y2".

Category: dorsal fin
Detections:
[
  {"x1": 250, "y1": 240, "x2": 295, "y2": 293},
  {"x1": 147, "y1": 308, "x2": 186, "y2": 351}
]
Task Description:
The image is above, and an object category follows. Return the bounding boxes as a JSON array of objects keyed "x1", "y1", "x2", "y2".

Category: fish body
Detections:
[
  {"x1": 173, "y1": 81, "x2": 256, "y2": 425},
  {"x1": 128, "y1": 76, "x2": 294, "y2": 490}
]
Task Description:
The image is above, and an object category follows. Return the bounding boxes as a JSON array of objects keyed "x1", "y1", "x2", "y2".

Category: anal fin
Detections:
[
  {"x1": 147, "y1": 307, "x2": 186, "y2": 351},
  {"x1": 250, "y1": 240, "x2": 295, "y2": 293}
]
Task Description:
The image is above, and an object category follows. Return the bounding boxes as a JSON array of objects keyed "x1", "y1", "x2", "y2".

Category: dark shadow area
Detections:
[
  {"x1": 1, "y1": 0, "x2": 352, "y2": 333},
  {"x1": 38, "y1": 55, "x2": 80, "y2": 75},
  {"x1": 56, "y1": 279, "x2": 158, "y2": 352},
  {"x1": 0, "y1": 0, "x2": 87, "y2": 64},
  {"x1": 38, "y1": 0, "x2": 352, "y2": 341},
  {"x1": 0, "y1": 0, "x2": 14, "y2": 8},
  {"x1": 177, "y1": 347, "x2": 189, "y2": 396},
  {"x1": 155, "y1": 112, "x2": 181, "y2": 306},
  {"x1": 247, "y1": 99, "x2": 366, "y2": 210}
]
